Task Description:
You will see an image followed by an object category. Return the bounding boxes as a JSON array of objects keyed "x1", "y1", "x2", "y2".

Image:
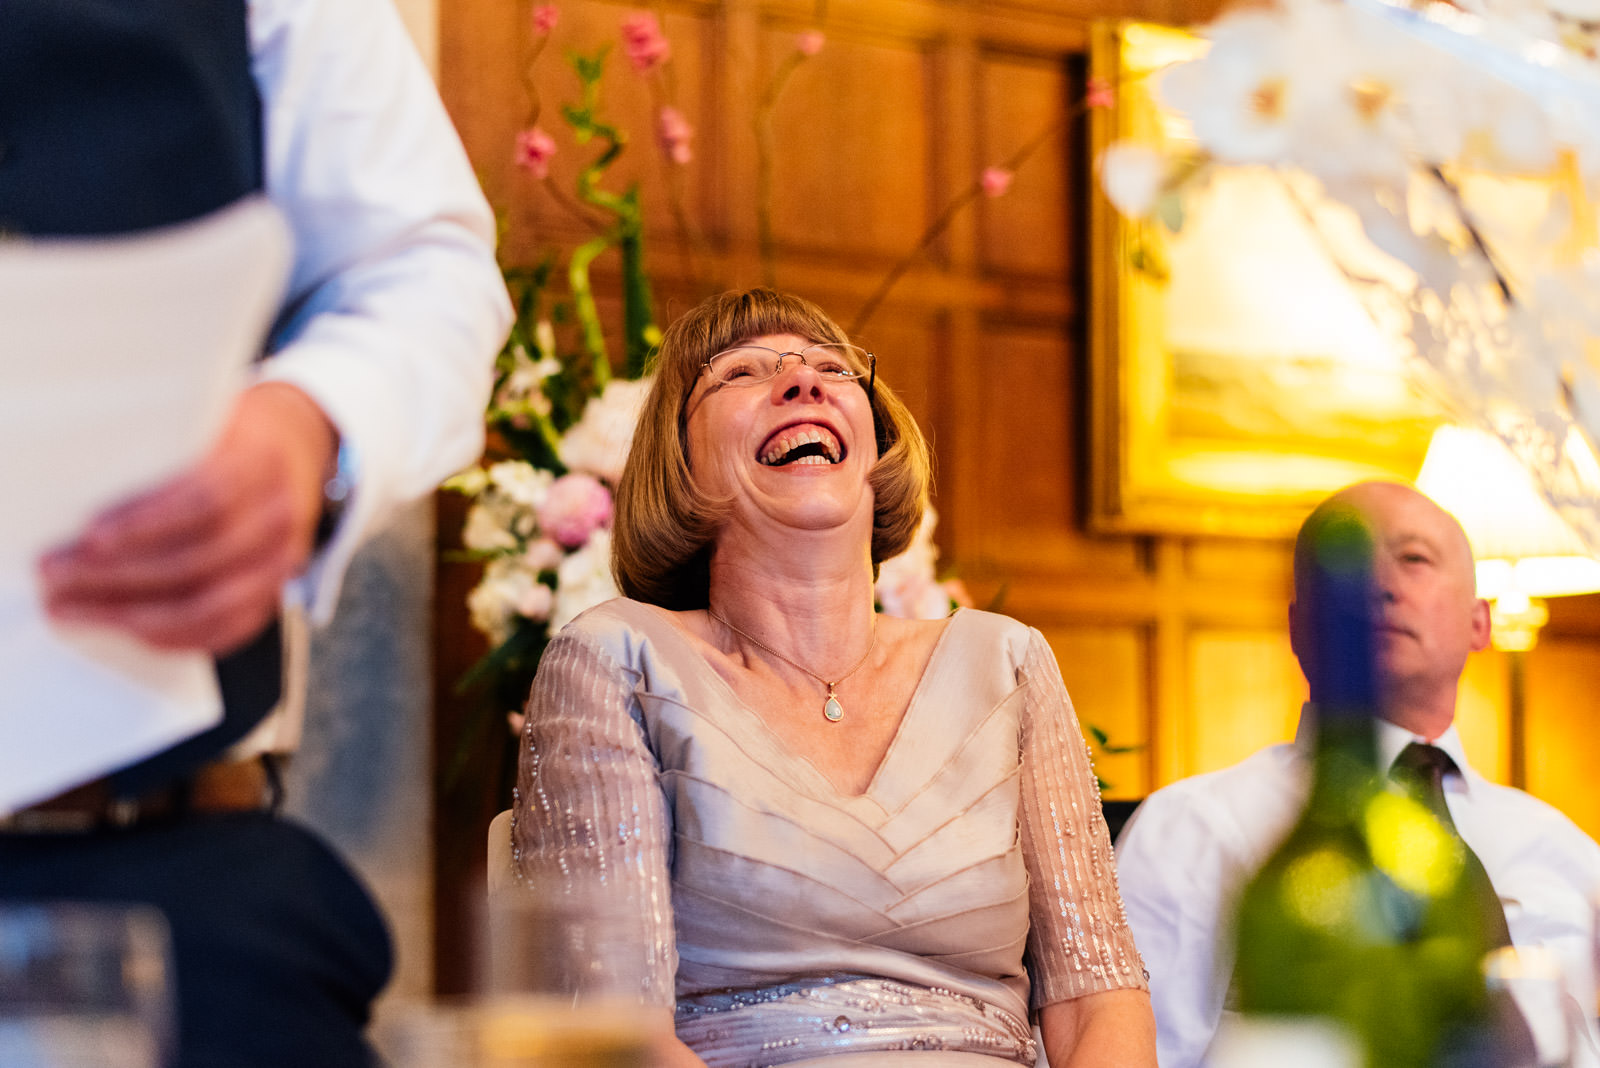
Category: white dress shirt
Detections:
[
  {"x1": 250, "y1": 0, "x2": 510, "y2": 619},
  {"x1": 236, "y1": 0, "x2": 510, "y2": 752},
  {"x1": 1115, "y1": 709, "x2": 1600, "y2": 1068}
]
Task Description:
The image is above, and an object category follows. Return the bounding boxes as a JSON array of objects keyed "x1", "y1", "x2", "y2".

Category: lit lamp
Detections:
[{"x1": 1416, "y1": 425, "x2": 1600, "y2": 785}]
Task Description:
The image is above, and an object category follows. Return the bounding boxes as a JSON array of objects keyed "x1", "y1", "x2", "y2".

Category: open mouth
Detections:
[{"x1": 759, "y1": 425, "x2": 844, "y2": 467}]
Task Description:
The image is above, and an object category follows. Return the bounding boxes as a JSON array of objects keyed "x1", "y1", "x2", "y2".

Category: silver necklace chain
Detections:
[{"x1": 707, "y1": 607, "x2": 876, "y2": 723}]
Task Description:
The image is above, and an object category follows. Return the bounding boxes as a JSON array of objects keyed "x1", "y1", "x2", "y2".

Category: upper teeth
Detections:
[{"x1": 760, "y1": 426, "x2": 842, "y2": 465}]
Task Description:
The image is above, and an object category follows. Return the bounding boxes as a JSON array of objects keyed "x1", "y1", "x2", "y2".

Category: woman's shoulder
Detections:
[
  {"x1": 943, "y1": 606, "x2": 1039, "y2": 656},
  {"x1": 555, "y1": 597, "x2": 684, "y2": 648},
  {"x1": 551, "y1": 597, "x2": 712, "y2": 685},
  {"x1": 881, "y1": 607, "x2": 1040, "y2": 685}
]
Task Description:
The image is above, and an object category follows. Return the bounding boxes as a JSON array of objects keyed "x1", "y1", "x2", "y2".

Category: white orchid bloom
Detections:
[{"x1": 1098, "y1": 142, "x2": 1170, "y2": 218}]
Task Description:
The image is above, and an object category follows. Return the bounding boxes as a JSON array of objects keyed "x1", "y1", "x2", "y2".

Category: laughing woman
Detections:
[{"x1": 512, "y1": 288, "x2": 1154, "y2": 1068}]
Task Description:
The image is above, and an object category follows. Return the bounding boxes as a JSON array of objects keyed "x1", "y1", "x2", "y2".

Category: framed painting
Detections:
[{"x1": 1086, "y1": 20, "x2": 1445, "y2": 539}]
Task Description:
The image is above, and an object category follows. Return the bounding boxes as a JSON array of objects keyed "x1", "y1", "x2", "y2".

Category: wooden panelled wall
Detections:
[{"x1": 432, "y1": 0, "x2": 1600, "y2": 987}]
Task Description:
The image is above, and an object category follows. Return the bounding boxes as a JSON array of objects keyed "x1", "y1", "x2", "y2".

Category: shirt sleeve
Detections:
[
  {"x1": 248, "y1": 0, "x2": 512, "y2": 622},
  {"x1": 1017, "y1": 627, "x2": 1149, "y2": 1007},
  {"x1": 1114, "y1": 789, "x2": 1241, "y2": 1068},
  {"x1": 512, "y1": 628, "x2": 679, "y2": 1006}
]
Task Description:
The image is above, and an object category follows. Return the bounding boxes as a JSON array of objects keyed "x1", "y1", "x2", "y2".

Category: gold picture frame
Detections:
[{"x1": 1086, "y1": 20, "x2": 1444, "y2": 539}]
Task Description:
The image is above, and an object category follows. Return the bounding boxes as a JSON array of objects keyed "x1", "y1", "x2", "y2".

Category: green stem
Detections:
[
  {"x1": 569, "y1": 234, "x2": 613, "y2": 387},
  {"x1": 619, "y1": 221, "x2": 658, "y2": 378}
]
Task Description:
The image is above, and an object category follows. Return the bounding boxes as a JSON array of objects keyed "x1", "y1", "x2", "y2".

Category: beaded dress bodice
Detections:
[{"x1": 513, "y1": 599, "x2": 1146, "y2": 1067}]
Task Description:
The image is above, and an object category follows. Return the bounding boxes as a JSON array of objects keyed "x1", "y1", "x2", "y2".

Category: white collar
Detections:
[{"x1": 1293, "y1": 703, "x2": 1478, "y2": 796}]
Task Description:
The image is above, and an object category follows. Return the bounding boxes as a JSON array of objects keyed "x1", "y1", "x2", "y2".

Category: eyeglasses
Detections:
[{"x1": 701, "y1": 343, "x2": 876, "y2": 395}]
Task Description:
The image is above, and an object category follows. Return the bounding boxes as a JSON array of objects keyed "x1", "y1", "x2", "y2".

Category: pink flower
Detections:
[
  {"x1": 513, "y1": 127, "x2": 557, "y2": 178},
  {"x1": 522, "y1": 537, "x2": 566, "y2": 573},
  {"x1": 531, "y1": 4, "x2": 559, "y2": 34},
  {"x1": 1086, "y1": 76, "x2": 1114, "y2": 110},
  {"x1": 514, "y1": 581, "x2": 554, "y2": 621},
  {"x1": 980, "y1": 166, "x2": 1013, "y2": 198},
  {"x1": 657, "y1": 106, "x2": 694, "y2": 164},
  {"x1": 797, "y1": 30, "x2": 825, "y2": 56},
  {"x1": 620, "y1": 11, "x2": 671, "y2": 72},
  {"x1": 537, "y1": 473, "x2": 613, "y2": 548}
]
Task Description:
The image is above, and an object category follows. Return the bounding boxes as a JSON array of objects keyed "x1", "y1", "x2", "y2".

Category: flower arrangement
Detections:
[{"x1": 1098, "y1": 0, "x2": 1600, "y2": 552}]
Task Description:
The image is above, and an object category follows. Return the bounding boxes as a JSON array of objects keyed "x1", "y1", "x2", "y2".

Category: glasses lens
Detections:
[
  {"x1": 707, "y1": 347, "x2": 776, "y2": 386},
  {"x1": 805, "y1": 344, "x2": 864, "y2": 379}
]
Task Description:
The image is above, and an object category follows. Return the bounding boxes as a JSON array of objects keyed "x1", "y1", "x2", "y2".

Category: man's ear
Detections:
[{"x1": 1468, "y1": 597, "x2": 1492, "y2": 653}]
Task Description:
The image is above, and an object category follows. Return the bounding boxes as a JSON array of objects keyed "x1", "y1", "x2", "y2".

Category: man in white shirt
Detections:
[
  {"x1": 1115, "y1": 481, "x2": 1600, "y2": 1068},
  {"x1": 1, "y1": 1, "x2": 511, "y2": 1063}
]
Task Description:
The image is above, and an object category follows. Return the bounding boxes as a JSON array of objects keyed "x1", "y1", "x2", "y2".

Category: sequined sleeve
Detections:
[
  {"x1": 1017, "y1": 627, "x2": 1149, "y2": 1007},
  {"x1": 511, "y1": 625, "x2": 678, "y2": 1005}
]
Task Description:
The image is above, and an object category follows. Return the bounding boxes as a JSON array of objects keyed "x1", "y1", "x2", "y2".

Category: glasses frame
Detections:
[{"x1": 683, "y1": 343, "x2": 876, "y2": 422}]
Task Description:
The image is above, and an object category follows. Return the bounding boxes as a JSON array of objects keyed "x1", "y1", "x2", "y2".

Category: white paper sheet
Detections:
[{"x1": 0, "y1": 198, "x2": 291, "y2": 816}]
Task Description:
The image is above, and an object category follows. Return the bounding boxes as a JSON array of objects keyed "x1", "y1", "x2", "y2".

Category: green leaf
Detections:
[{"x1": 455, "y1": 621, "x2": 548, "y2": 695}]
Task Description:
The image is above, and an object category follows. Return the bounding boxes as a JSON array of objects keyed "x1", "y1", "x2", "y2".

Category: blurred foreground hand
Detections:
[{"x1": 38, "y1": 381, "x2": 338, "y2": 655}]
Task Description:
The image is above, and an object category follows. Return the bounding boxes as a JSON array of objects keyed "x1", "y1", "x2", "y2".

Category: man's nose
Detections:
[{"x1": 1372, "y1": 558, "x2": 1398, "y2": 603}]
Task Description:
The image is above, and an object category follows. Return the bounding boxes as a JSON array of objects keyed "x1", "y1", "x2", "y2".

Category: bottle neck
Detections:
[{"x1": 1304, "y1": 703, "x2": 1382, "y2": 816}]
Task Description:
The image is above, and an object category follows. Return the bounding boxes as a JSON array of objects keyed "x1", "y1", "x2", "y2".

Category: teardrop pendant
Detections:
[{"x1": 823, "y1": 695, "x2": 844, "y2": 722}]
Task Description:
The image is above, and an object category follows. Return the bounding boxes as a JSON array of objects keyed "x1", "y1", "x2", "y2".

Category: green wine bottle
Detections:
[{"x1": 1226, "y1": 505, "x2": 1501, "y2": 1068}]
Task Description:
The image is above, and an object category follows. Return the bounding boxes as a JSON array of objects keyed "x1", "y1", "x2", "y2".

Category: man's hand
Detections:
[{"x1": 39, "y1": 382, "x2": 339, "y2": 655}]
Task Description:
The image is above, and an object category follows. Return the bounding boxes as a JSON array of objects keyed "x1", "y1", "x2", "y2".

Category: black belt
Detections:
[{"x1": 0, "y1": 755, "x2": 281, "y2": 834}]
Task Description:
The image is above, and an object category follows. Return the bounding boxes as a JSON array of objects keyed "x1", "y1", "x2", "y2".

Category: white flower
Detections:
[
  {"x1": 1098, "y1": 142, "x2": 1169, "y2": 218},
  {"x1": 1285, "y1": 5, "x2": 1443, "y2": 186},
  {"x1": 876, "y1": 507, "x2": 956, "y2": 620},
  {"x1": 551, "y1": 529, "x2": 620, "y2": 632},
  {"x1": 467, "y1": 558, "x2": 554, "y2": 644},
  {"x1": 488, "y1": 460, "x2": 554, "y2": 510},
  {"x1": 462, "y1": 502, "x2": 520, "y2": 552},
  {"x1": 1159, "y1": 9, "x2": 1309, "y2": 166},
  {"x1": 561, "y1": 377, "x2": 654, "y2": 485}
]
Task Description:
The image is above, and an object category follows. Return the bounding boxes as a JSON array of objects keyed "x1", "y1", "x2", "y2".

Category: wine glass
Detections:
[
  {"x1": 475, "y1": 892, "x2": 665, "y2": 1068},
  {"x1": 0, "y1": 903, "x2": 174, "y2": 1068}
]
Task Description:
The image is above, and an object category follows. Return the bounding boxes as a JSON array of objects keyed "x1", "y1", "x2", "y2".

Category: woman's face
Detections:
[{"x1": 683, "y1": 331, "x2": 878, "y2": 542}]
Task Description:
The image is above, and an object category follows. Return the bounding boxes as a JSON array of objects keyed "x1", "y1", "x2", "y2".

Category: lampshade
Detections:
[{"x1": 1415, "y1": 425, "x2": 1600, "y2": 601}]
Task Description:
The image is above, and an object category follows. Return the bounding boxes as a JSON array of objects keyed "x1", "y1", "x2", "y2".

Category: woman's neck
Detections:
[{"x1": 705, "y1": 533, "x2": 878, "y2": 673}]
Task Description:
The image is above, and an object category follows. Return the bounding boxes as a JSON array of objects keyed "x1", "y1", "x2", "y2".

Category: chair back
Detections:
[{"x1": 487, "y1": 809, "x2": 517, "y2": 897}]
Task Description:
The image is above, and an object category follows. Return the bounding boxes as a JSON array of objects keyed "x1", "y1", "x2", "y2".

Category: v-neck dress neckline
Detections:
[{"x1": 645, "y1": 603, "x2": 964, "y2": 807}]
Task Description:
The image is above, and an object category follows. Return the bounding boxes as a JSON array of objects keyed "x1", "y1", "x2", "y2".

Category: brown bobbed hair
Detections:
[{"x1": 612, "y1": 288, "x2": 931, "y2": 610}]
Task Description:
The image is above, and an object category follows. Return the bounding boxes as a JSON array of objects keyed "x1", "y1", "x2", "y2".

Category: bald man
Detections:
[{"x1": 1114, "y1": 481, "x2": 1600, "y2": 1067}]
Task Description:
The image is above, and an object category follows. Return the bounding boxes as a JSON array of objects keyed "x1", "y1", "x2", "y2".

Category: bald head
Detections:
[
  {"x1": 1294, "y1": 482, "x2": 1476, "y2": 601},
  {"x1": 1289, "y1": 481, "x2": 1490, "y2": 738}
]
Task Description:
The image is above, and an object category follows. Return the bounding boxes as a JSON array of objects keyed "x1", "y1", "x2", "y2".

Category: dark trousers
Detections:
[{"x1": 0, "y1": 812, "x2": 392, "y2": 1067}]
